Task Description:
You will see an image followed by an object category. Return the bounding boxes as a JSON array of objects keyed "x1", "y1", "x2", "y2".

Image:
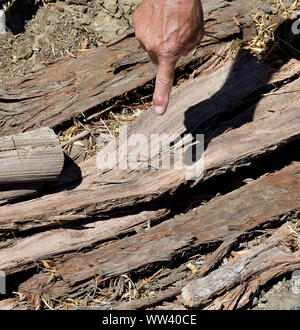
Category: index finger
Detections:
[{"x1": 153, "y1": 57, "x2": 177, "y2": 116}]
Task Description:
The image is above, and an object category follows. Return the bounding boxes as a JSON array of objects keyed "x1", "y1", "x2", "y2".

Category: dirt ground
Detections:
[
  {"x1": 252, "y1": 271, "x2": 300, "y2": 310},
  {"x1": 0, "y1": 0, "x2": 294, "y2": 83},
  {"x1": 0, "y1": 0, "x2": 299, "y2": 310},
  {"x1": 0, "y1": 0, "x2": 143, "y2": 83}
]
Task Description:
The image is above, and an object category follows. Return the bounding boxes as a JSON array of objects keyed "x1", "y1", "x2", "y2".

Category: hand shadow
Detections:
[{"x1": 183, "y1": 18, "x2": 300, "y2": 165}]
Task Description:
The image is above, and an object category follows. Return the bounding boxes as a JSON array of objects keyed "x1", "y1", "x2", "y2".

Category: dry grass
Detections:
[
  {"x1": 18, "y1": 212, "x2": 300, "y2": 310},
  {"x1": 245, "y1": 0, "x2": 299, "y2": 60},
  {"x1": 56, "y1": 85, "x2": 154, "y2": 163}
]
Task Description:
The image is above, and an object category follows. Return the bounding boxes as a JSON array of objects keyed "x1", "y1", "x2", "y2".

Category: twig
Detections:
[
  {"x1": 106, "y1": 29, "x2": 135, "y2": 47},
  {"x1": 77, "y1": 286, "x2": 183, "y2": 310},
  {"x1": 61, "y1": 130, "x2": 90, "y2": 148},
  {"x1": 41, "y1": 296, "x2": 53, "y2": 310},
  {"x1": 100, "y1": 118, "x2": 114, "y2": 137},
  {"x1": 110, "y1": 111, "x2": 122, "y2": 126},
  {"x1": 86, "y1": 104, "x2": 116, "y2": 121}
]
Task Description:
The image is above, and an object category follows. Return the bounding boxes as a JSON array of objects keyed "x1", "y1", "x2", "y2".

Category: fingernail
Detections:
[{"x1": 154, "y1": 106, "x2": 165, "y2": 116}]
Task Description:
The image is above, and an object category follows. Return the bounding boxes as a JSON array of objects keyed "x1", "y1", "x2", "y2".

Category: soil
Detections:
[
  {"x1": 0, "y1": 0, "x2": 299, "y2": 310},
  {"x1": 0, "y1": 0, "x2": 289, "y2": 84},
  {"x1": 0, "y1": 0, "x2": 143, "y2": 83},
  {"x1": 251, "y1": 271, "x2": 300, "y2": 310}
]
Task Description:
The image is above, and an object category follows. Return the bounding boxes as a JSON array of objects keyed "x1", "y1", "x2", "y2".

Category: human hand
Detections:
[{"x1": 133, "y1": 0, "x2": 204, "y2": 115}]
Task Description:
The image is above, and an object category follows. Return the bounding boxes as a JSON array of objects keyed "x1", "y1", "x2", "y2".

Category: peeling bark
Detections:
[
  {"x1": 0, "y1": 0, "x2": 252, "y2": 136},
  {"x1": 180, "y1": 224, "x2": 300, "y2": 309},
  {"x1": 16, "y1": 162, "x2": 300, "y2": 300}
]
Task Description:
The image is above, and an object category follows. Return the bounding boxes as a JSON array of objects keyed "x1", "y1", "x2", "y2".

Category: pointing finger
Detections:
[{"x1": 153, "y1": 58, "x2": 177, "y2": 116}]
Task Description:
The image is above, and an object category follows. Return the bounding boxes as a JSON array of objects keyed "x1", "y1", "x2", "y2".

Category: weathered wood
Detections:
[
  {"x1": 179, "y1": 223, "x2": 300, "y2": 310},
  {"x1": 0, "y1": 182, "x2": 43, "y2": 205},
  {"x1": 16, "y1": 162, "x2": 300, "y2": 300},
  {"x1": 79, "y1": 286, "x2": 184, "y2": 310},
  {"x1": 0, "y1": 12, "x2": 298, "y2": 306},
  {"x1": 0, "y1": 127, "x2": 64, "y2": 184},
  {"x1": 0, "y1": 209, "x2": 169, "y2": 275},
  {"x1": 0, "y1": 127, "x2": 64, "y2": 203},
  {"x1": 0, "y1": 0, "x2": 252, "y2": 136},
  {"x1": 0, "y1": 53, "x2": 299, "y2": 235}
]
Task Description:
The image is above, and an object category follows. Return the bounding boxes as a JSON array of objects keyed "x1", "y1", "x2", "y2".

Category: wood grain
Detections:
[
  {"x1": 0, "y1": 127, "x2": 64, "y2": 184},
  {"x1": 17, "y1": 162, "x2": 300, "y2": 300},
  {"x1": 180, "y1": 224, "x2": 300, "y2": 309},
  {"x1": 0, "y1": 0, "x2": 252, "y2": 136}
]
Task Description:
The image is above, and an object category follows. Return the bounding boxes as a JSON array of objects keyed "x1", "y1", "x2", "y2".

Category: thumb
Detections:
[{"x1": 153, "y1": 58, "x2": 176, "y2": 116}]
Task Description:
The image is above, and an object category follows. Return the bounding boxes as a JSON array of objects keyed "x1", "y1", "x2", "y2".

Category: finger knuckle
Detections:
[
  {"x1": 157, "y1": 77, "x2": 170, "y2": 86},
  {"x1": 153, "y1": 94, "x2": 164, "y2": 105},
  {"x1": 161, "y1": 43, "x2": 179, "y2": 58}
]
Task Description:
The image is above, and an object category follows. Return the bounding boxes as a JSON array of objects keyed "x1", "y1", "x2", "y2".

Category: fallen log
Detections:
[
  {"x1": 179, "y1": 222, "x2": 300, "y2": 310},
  {"x1": 0, "y1": 127, "x2": 64, "y2": 203},
  {"x1": 0, "y1": 53, "x2": 299, "y2": 235},
  {"x1": 15, "y1": 162, "x2": 300, "y2": 301},
  {"x1": 0, "y1": 0, "x2": 252, "y2": 136}
]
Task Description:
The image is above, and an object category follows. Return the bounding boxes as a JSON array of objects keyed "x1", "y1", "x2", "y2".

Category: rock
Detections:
[
  {"x1": 118, "y1": 0, "x2": 143, "y2": 11},
  {"x1": 92, "y1": 11, "x2": 129, "y2": 42},
  {"x1": 291, "y1": 270, "x2": 300, "y2": 279},
  {"x1": 259, "y1": 297, "x2": 268, "y2": 303},
  {"x1": 291, "y1": 278, "x2": 300, "y2": 295},
  {"x1": 252, "y1": 297, "x2": 258, "y2": 306},
  {"x1": 117, "y1": 4, "x2": 129, "y2": 15},
  {"x1": 102, "y1": 0, "x2": 118, "y2": 14},
  {"x1": 118, "y1": 0, "x2": 143, "y2": 24}
]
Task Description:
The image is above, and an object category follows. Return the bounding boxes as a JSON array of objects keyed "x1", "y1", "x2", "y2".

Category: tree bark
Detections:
[
  {"x1": 0, "y1": 0, "x2": 252, "y2": 136},
  {"x1": 179, "y1": 224, "x2": 300, "y2": 310},
  {"x1": 15, "y1": 162, "x2": 300, "y2": 301},
  {"x1": 0, "y1": 55, "x2": 299, "y2": 235}
]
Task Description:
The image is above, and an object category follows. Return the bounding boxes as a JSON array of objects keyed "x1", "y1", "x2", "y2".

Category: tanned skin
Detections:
[{"x1": 133, "y1": 0, "x2": 204, "y2": 115}]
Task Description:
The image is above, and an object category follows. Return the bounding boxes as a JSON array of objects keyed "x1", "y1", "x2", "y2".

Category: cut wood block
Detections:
[
  {"x1": 16, "y1": 162, "x2": 300, "y2": 300},
  {"x1": 0, "y1": 127, "x2": 64, "y2": 184},
  {"x1": 179, "y1": 223, "x2": 300, "y2": 309}
]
